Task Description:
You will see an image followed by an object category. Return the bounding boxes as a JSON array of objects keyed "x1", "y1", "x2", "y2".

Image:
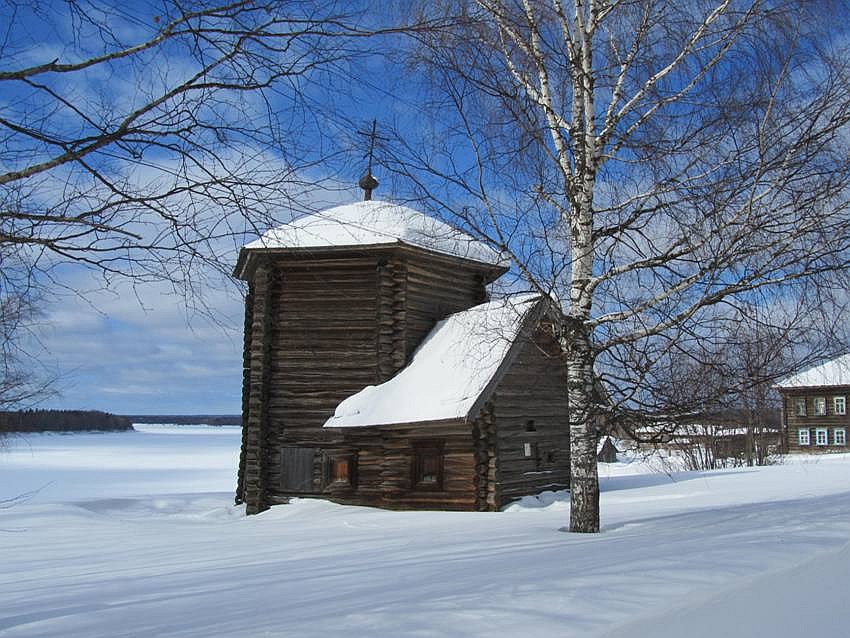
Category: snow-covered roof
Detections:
[
  {"x1": 775, "y1": 354, "x2": 850, "y2": 389},
  {"x1": 243, "y1": 200, "x2": 506, "y2": 267},
  {"x1": 323, "y1": 293, "x2": 542, "y2": 428}
]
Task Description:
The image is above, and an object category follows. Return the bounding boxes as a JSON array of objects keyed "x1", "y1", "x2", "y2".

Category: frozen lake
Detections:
[{"x1": 2, "y1": 424, "x2": 241, "y2": 504}]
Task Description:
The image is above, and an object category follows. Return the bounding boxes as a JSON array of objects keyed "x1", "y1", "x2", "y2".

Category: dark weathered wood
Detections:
[
  {"x1": 235, "y1": 284, "x2": 254, "y2": 505},
  {"x1": 490, "y1": 329, "x2": 570, "y2": 506},
  {"x1": 240, "y1": 263, "x2": 275, "y2": 514},
  {"x1": 280, "y1": 446, "x2": 316, "y2": 491},
  {"x1": 473, "y1": 403, "x2": 499, "y2": 510},
  {"x1": 403, "y1": 255, "x2": 487, "y2": 361},
  {"x1": 376, "y1": 259, "x2": 407, "y2": 382},
  {"x1": 236, "y1": 240, "x2": 571, "y2": 512}
]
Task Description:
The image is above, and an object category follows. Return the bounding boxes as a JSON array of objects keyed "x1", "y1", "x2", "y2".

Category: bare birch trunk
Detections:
[
  {"x1": 566, "y1": 177, "x2": 599, "y2": 531},
  {"x1": 565, "y1": 320, "x2": 600, "y2": 532}
]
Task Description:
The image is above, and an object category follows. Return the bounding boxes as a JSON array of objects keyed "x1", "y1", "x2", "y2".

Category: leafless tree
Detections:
[
  {"x1": 0, "y1": 1, "x2": 433, "y2": 406},
  {"x1": 643, "y1": 297, "x2": 844, "y2": 467},
  {"x1": 2, "y1": 1, "x2": 366, "y2": 287},
  {"x1": 389, "y1": 0, "x2": 850, "y2": 531},
  {"x1": 0, "y1": 278, "x2": 55, "y2": 410}
]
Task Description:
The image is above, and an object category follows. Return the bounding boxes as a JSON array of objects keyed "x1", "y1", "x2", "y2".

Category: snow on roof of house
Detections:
[
  {"x1": 775, "y1": 353, "x2": 850, "y2": 389},
  {"x1": 244, "y1": 199, "x2": 506, "y2": 267},
  {"x1": 323, "y1": 293, "x2": 542, "y2": 428}
]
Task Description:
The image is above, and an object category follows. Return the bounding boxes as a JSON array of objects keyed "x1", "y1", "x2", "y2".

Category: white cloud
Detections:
[{"x1": 31, "y1": 267, "x2": 244, "y2": 415}]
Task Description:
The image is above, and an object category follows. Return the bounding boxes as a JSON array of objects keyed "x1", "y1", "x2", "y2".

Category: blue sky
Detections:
[
  {"x1": 35, "y1": 273, "x2": 245, "y2": 414},
  {"x1": 32, "y1": 179, "x2": 367, "y2": 415},
  {"x1": 4, "y1": 2, "x2": 406, "y2": 415},
  {"x1": 13, "y1": 1, "x2": 843, "y2": 416}
]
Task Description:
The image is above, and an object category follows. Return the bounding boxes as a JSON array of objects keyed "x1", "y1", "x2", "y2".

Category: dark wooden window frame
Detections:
[
  {"x1": 411, "y1": 440, "x2": 445, "y2": 491},
  {"x1": 323, "y1": 450, "x2": 358, "y2": 490}
]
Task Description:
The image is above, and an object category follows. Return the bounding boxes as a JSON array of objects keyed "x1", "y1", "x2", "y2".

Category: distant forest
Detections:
[
  {"x1": 126, "y1": 415, "x2": 242, "y2": 426},
  {"x1": 0, "y1": 410, "x2": 134, "y2": 433}
]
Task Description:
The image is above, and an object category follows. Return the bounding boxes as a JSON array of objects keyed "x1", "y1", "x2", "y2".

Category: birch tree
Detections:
[{"x1": 395, "y1": 0, "x2": 850, "y2": 531}]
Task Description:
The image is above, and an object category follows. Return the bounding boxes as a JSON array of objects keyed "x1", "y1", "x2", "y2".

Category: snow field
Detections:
[{"x1": 1, "y1": 425, "x2": 849, "y2": 637}]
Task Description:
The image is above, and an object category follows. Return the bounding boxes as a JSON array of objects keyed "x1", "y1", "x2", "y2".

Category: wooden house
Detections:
[
  {"x1": 234, "y1": 196, "x2": 571, "y2": 514},
  {"x1": 775, "y1": 355, "x2": 850, "y2": 453}
]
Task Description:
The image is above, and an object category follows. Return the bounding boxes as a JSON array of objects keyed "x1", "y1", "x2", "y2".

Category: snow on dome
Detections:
[
  {"x1": 775, "y1": 353, "x2": 850, "y2": 389},
  {"x1": 244, "y1": 199, "x2": 505, "y2": 267},
  {"x1": 324, "y1": 293, "x2": 542, "y2": 428}
]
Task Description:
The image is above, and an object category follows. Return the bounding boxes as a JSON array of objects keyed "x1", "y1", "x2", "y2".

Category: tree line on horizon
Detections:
[{"x1": 0, "y1": 410, "x2": 133, "y2": 433}]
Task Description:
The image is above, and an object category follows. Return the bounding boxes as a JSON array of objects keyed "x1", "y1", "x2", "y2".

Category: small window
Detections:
[
  {"x1": 794, "y1": 398, "x2": 807, "y2": 416},
  {"x1": 816, "y1": 428, "x2": 828, "y2": 446},
  {"x1": 798, "y1": 429, "x2": 810, "y2": 446},
  {"x1": 835, "y1": 429, "x2": 846, "y2": 446},
  {"x1": 412, "y1": 441, "x2": 444, "y2": 490},
  {"x1": 814, "y1": 397, "x2": 827, "y2": 416},
  {"x1": 324, "y1": 452, "x2": 356, "y2": 489},
  {"x1": 332, "y1": 458, "x2": 350, "y2": 482},
  {"x1": 834, "y1": 397, "x2": 846, "y2": 416}
]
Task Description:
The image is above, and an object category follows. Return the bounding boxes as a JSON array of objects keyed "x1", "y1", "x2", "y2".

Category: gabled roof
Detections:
[
  {"x1": 775, "y1": 354, "x2": 850, "y2": 389},
  {"x1": 237, "y1": 200, "x2": 506, "y2": 276},
  {"x1": 323, "y1": 293, "x2": 543, "y2": 428}
]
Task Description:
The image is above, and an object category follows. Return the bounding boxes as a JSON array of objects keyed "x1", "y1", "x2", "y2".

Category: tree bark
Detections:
[{"x1": 564, "y1": 317, "x2": 600, "y2": 533}]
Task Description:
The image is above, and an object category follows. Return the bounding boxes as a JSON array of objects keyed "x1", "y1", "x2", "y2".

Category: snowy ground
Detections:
[{"x1": 2, "y1": 425, "x2": 850, "y2": 637}]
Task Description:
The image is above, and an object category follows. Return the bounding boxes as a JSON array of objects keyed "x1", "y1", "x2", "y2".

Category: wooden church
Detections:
[{"x1": 234, "y1": 178, "x2": 571, "y2": 514}]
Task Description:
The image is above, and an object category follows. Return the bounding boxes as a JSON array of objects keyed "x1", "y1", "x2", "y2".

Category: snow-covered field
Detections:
[{"x1": 2, "y1": 425, "x2": 850, "y2": 637}]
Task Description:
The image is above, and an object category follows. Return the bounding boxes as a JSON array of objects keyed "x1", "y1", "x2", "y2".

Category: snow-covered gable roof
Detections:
[
  {"x1": 775, "y1": 353, "x2": 850, "y2": 389},
  {"x1": 243, "y1": 200, "x2": 506, "y2": 267},
  {"x1": 323, "y1": 293, "x2": 543, "y2": 428}
]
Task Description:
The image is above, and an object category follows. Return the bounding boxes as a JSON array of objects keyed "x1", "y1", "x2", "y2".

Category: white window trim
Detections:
[
  {"x1": 795, "y1": 398, "x2": 807, "y2": 416},
  {"x1": 835, "y1": 428, "x2": 846, "y2": 446},
  {"x1": 814, "y1": 397, "x2": 827, "y2": 416},
  {"x1": 834, "y1": 396, "x2": 846, "y2": 416},
  {"x1": 815, "y1": 428, "x2": 829, "y2": 446},
  {"x1": 799, "y1": 429, "x2": 810, "y2": 446}
]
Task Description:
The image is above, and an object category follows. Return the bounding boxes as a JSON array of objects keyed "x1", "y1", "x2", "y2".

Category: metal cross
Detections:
[{"x1": 356, "y1": 119, "x2": 387, "y2": 200}]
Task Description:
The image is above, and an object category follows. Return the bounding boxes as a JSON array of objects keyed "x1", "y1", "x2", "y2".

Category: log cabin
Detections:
[
  {"x1": 234, "y1": 190, "x2": 571, "y2": 514},
  {"x1": 776, "y1": 354, "x2": 850, "y2": 453}
]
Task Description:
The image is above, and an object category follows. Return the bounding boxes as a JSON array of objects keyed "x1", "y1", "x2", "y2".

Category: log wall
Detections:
[
  {"x1": 327, "y1": 422, "x2": 478, "y2": 510},
  {"x1": 490, "y1": 331, "x2": 570, "y2": 506},
  {"x1": 240, "y1": 264, "x2": 274, "y2": 514},
  {"x1": 264, "y1": 259, "x2": 380, "y2": 494},
  {"x1": 237, "y1": 247, "x2": 507, "y2": 511},
  {"x1": 263, "y1": 422, "x2": 479, "y2": 511},
  {"x1": 403, "y1": 255, "x2": 487, "y2": 361},
  {"x1": 376, "y1": 259, "x2": 407, "y2": 381},
  {"x1": 235, "y1": 283, "x2": 254, "y2": 505},
  {"x1": 472, "y1": 404, "x2": 499, "y2": 510}
]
